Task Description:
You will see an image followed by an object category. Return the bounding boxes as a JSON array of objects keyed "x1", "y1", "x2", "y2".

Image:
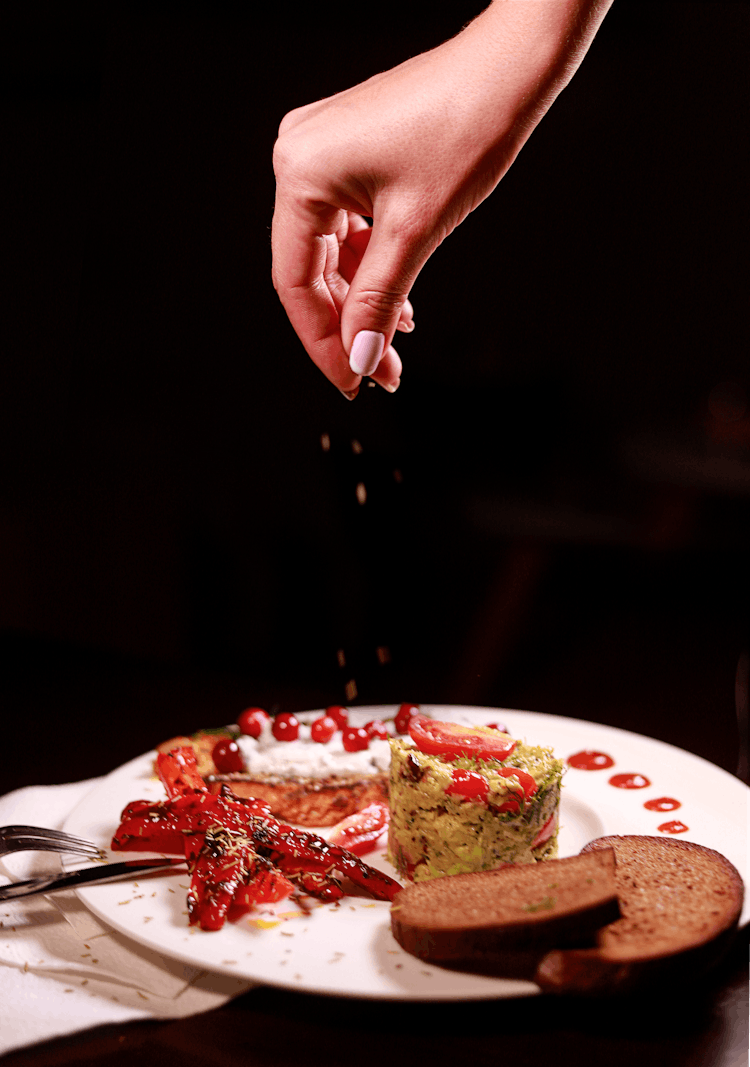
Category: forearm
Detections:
[
  {"x1": 271, "y1": 0, "x2": 615, "y2": 392},
  {"x1": 412, "y1": 0, "x2": 616, "y2": 209}
]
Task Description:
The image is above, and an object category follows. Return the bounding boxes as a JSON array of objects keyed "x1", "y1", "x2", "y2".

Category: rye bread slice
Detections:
[
  {"x1": 390, "y1": 848, "x2": 619, "y2": 974},
  {"x1": 535, "y1": 835, "x2": 745, "y2": 995}
]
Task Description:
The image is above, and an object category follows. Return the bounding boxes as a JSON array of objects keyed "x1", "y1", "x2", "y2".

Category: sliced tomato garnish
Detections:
[
  {"x1": 531, "y1": 810, "x2": 558, "y2": 850},
  {"x1": 445, "y1": 769, "x2": 489, "y2": 802},
  {"x1": 408, "y1": 716, "x2": 517, "y2": 762},
  {"x1": 495, "y1": 766, "x2": 538, "y2": 813},
  {"x1": 327, "y1": 802, "x2": 389, "y2": 856}
]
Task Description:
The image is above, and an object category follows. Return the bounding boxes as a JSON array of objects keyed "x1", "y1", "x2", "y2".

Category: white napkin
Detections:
[{"x1": 0, "y1": 780, "x2": 255, "y2": 1056}]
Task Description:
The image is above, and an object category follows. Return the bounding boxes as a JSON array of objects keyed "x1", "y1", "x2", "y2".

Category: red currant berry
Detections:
[
  {"x1": 212, "y1": 737, "x2": 244, "y2": 774},
  {"x1": 342, "y1": 726, "x2": 369, "y2": 752},
  {"x1": 272, "y1": 713, "x2": 300, "y2": 742},
  {"x1": 365, "y1": 719, "x2": 389, "y2": 741},
  {"x1": 394, "y1": 703, "x2": 420, "y2": 734},
  {"x1": 486, "y1": 722, "x2": 509, "y2": 735},
  {"x1": 325, "y1": 706, "x2": 349, "y2": 729},
  {"x1": 237, "y1": 707, "x2": 270, "y2": 738},
  {"x1": 310, "y1": 715, "x2": 337, "y2": 743}
]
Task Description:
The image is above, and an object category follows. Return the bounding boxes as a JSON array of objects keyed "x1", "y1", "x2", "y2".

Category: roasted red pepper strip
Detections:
[
  {"x1": 187, "y1": 826, "x2": 272, "y2": 930},
  {"x1": 233, "y1": 867, "x2": 295, "y2": 907},
  {"x1": 156, "y1": 747, "x2": 208, "y2": 798},
  {"x1": 112, "y1": 784, "x2": 401, "y2": 925}
]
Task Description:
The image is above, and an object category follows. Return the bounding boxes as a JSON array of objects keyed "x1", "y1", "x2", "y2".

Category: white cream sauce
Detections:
[{"x1": 233, "y1": 718, "x2": 391, "y2": 779}]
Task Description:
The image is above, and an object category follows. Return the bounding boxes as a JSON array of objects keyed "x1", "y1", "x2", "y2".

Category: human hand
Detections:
[{"x1": 271, "y1": 0, "x2": 612, "y2": 397}]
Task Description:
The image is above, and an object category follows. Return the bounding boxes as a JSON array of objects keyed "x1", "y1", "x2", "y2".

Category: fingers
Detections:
[
  {"x1": 339, "y1": 218, "x2": 415, "y2": 336},
  {"x1": 272, "y1": 195, "x2": 415, "y2": 394},
  {"x1": 340, "y1": 207, "x2": 427, "y2": 382},
  {"x1": 344, "y1": 345, "x2": 402, "y2": 401},
  {"x1": 271, "y1": 195, "x2": 361, "y2": 392},
  {"x1": 371, "y1": 345, "x2": 402, "y2": 391}
]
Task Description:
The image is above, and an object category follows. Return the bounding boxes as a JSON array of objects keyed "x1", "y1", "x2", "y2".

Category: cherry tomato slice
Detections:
[
  {"x1": 327, "y1": 802, "x2": 389, "y2": 856},
  {"x1": 409, "y1": 716, "x2": 517, "y2": 761},
  {"x1": 394, "y1": 703, "x2": 420, "y2": 734},
  {"x1": 495, "y1": 766, "x2": 538, "y2": 812},
  {"x1": 237, "y1": 707, "x2": 270, "y2": 738},
  {"x1": 445, "y1": 769, "x2": 489, "y2": 802},
  {"x1": 531, "y1": 810, "x2": 558, "y2": 850}
]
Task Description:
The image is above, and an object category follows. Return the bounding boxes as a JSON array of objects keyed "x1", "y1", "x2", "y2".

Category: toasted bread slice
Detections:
[
  {"x1": 535, "y1": 835, "x2": 744, "y2": 994},
  {"x1": 390, "y1": 848, "x2": 619, "y2": 975},
  {"x1": 206, "y1": 772, "x2": 388, "y2": 827}
]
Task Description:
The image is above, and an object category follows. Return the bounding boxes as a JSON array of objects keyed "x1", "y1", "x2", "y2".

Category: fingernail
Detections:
[
  {"x1": 379, "y1": 378, "x2": 400, "y2": 394},
  {"x1": 396, "y1": 319, "x2": 415, "y2": 333},
  {"x1": 339, "y1": 388, "x2": 359, "y2": 401},
  {"x1": 349, "y1": 331, "x2": 385, "y2": 376}
]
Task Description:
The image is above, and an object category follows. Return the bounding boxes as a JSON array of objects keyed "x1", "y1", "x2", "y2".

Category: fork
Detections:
[{"x1": 0, "y1": 825, "x2": 102, "y2": 859}]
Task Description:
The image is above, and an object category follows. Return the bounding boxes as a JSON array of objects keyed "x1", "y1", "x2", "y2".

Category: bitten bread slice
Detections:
[
  {"x1": 535, "y1": 836, "x2": 744, "y2": 995},
  {"x1": 390, "y1": 848, "x2": 619, "y2": 971}
]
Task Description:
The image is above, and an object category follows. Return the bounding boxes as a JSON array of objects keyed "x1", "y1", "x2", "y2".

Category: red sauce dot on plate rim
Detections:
[
  {"x1": 644, "y1": 796, "x2": 681, "y2": 812},
  {"x1": 567, "y1": 750, "x2": 614, "y2": 770},
  {"x1": 609, "y1": 772, "x2": 651, "y2": 789},
  {"x1": 658, "y1": 820, "x2": 689, "y2": 834}
]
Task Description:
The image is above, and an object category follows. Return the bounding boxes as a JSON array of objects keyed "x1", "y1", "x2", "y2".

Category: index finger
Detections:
[{"x1": 271, "y1": 193, "x2": 361, "y2": 392}]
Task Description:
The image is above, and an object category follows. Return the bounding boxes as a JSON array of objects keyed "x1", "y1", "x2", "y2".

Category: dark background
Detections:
[{"x1": 1, "y1": 1, "x2": 748, "y2": 792}]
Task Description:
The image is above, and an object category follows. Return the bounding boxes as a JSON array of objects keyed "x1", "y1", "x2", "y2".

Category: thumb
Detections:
[{"x1": 341, "y1": 216, "x2": 426, "y2": 377}]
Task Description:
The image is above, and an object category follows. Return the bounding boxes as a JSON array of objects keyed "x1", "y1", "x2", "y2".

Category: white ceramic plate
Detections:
[{"x1": 63, "y1": 705, "x2": 749, "y2": 1000}]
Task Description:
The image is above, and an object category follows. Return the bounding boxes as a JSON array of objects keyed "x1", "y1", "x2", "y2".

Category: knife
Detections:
[{"x1": 0, "y1": 857, "x2": 187, "y2": 901}]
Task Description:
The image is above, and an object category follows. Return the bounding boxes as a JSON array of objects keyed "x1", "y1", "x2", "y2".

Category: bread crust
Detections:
[{"x1": 535, "y1": 835, "x2": 745, "y2": 995}]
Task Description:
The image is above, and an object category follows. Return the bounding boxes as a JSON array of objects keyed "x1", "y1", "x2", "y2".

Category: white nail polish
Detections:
[
  {"x1": 349, "y1": 331, "x2": 385, "y2": 376},
  {"x1": 380, "y1": 379, "x2": 400, "y2": 394}
]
